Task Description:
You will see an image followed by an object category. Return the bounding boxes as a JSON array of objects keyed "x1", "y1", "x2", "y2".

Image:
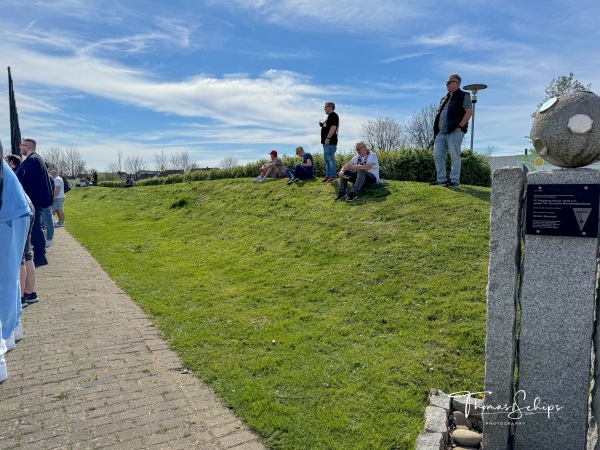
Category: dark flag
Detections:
[{"x1": 8, "y1": 66, "x2": 22, "y2": 156}]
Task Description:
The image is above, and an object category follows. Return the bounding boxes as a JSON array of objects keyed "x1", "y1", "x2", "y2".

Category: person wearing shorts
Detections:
[{"x1": 50, "y1": 170, "x2": 66, "y2": 227}]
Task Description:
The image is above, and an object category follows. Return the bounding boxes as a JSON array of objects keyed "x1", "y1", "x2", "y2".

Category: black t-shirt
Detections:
[{"x1": 321, "y1": 112, "x2": 339, "y2": 145}]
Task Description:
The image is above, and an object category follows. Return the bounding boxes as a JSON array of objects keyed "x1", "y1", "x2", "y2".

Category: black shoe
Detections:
[
  {"x1": 429, "y1": 180, "x2": 448, "y2": 186},
  {"x1": 21, "y1": 297, "x2": 29, "y2": 308},
  {"x1": 334, "y1": 192, "x2": 347, "y2": 201},
  {"x1": 24, "y1": 292, "x2": 39, "y2": 304},
  {"x1": 346, "y1": 192, "x2": 358, "y2": 202},
  {"x1": 34, "y1": 258, "x2": 48, "y2": 268},
  {"x1": 445, "y1": 182, "x2": 460, "y2": 188}
]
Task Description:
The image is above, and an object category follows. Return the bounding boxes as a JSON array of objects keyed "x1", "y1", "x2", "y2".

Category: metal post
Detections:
[{"x1": 463, "y1": 84, "x2": 487, "y2": 152}]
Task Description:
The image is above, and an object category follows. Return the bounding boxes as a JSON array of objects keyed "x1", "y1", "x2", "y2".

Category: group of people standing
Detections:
[
  {"x1": 254, "y1": 73, "x2": 472, "y2": 199},
  {"x1": 1, "y1": 137, "x2": 67, "y2": 384}
]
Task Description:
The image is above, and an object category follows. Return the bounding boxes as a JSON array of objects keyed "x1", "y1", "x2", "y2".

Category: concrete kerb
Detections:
[{"x1": 0, "y1": 229, "x2": 265, "y2": 450}]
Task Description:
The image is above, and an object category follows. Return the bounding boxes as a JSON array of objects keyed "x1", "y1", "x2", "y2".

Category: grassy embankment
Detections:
[{"x1": 66, "y1": 178, "x2": 491, "y2": 450}]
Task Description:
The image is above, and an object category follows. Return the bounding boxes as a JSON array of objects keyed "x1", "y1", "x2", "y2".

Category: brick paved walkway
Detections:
[{"x1": 0, "y1": 229, "x2": 265, "y2": 450}]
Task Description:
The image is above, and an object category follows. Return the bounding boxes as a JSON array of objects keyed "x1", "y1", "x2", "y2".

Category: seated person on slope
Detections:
[
  {"x1": 254, "y1": 150, "x2": 286, "y2": 182},
  {"x1": 121, "y1": 176, "x2": 135, "y2": 188},
  {"x1": 286, "y1": 146, "x2": 314, "y2": 184},
  {"x1": 334, "y1": 141, "x2": 380, "y2": 203}
]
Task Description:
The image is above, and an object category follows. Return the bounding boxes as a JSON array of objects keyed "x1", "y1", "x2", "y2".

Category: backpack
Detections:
[{"x1": 63, "y1": 177, "x2": 71, "y2": 193}]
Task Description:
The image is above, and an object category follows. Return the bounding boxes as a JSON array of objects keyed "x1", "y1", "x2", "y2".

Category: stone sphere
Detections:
[{"x1": 530, "y1": 91, "x2": 600, "y2": 167}]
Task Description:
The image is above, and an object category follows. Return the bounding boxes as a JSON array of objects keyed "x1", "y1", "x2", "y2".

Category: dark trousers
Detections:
[
  {"x1": 31, "y1": 205, "x2": 47, "y2": 265},
  {"x1": 293, "y1": 165, "x2": 313, "y2": 180},
  {"x1": 339, "y1": 170, "x2": 377, "y2": 194}
]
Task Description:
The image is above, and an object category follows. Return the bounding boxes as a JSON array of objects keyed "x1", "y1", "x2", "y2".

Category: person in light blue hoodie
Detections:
[{"x1": 0, "y1": 140, "x2": 32, "y2": 383}]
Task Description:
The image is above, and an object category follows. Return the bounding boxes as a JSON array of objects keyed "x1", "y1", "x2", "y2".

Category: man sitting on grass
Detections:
[
  {"x1": 334, "y1": 142, "x2": 380, "y2": 203},
  {"x1": 121, "y1": 176, "x2": 135, "y2": 188},
  {"x1": 254, "y1": 150, "x2": 286, "y2": 183},
  {"x1": 286, "y1": 146, "x2": 314, "y2": 184}
]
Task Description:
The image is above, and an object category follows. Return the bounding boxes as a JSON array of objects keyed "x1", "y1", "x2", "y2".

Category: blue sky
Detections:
[{"x1": 1, "y1": 0, "x2": 599, "y2": 171}]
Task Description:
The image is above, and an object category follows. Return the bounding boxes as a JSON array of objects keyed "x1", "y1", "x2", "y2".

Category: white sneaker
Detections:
[
  {"x1": 258, "y1": 177, "x2": 268, "y2": 183},
  {"x1": 14, "y1": 323, "x2": 23, "y2": 342},
  {"x1": 5, "y1": 334, "x2": 16, "y2": 352},
  {"x1": 0, "y1": 355, "x2": 7, "y2": 384},
  {"x1": 46, "y1": 239, "x2": 53, "y2": 248},
  {"x1": 253, "y1": 176, "x2": 262, "y2": 182}
]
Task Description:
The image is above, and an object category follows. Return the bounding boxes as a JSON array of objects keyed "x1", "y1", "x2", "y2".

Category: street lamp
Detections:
[{"x1": 463, "y1": 83, "x2": 488, "y2": 151}]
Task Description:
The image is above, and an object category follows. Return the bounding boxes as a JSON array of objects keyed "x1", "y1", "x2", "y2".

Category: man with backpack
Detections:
[{"x1": 50, "y1": 170, "x2": 66, "y2": 228}]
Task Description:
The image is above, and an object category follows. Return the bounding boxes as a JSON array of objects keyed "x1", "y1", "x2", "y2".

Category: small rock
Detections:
[
  {"x1": 452, "y1": 429, "x2": 482, "y2": 447},
  {"x1": 455, "y1": 424, "x2": 470, "y2": 430},
  {"x1": 452, "y1": 395, "x2": 483, "y2": 419},
  {"x1": 452, "y1": 411, "x2": 472, "y2": 429}
]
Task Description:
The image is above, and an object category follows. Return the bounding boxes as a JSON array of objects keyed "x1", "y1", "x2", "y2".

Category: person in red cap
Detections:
[{"x1": 254, "y1": 150, "x2": 286, "y2": 183}]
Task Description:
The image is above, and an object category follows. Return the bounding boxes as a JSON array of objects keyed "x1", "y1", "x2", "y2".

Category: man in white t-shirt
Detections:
[
  {"x1": 50, "y1": 170, "x2": 66, "y2": 227},
  {"x1": 335, "y1": 142, "x2": 380, "y2": 202}
]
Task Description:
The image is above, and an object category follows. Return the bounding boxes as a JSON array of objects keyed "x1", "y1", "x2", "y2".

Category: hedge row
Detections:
[{"x1": 99, "y1": 148, "x2": 491, "y2": 188}]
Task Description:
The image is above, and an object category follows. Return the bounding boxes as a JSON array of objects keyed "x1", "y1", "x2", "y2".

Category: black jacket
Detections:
[
  {"x1": 434, "y1": 89, "x2": 468, "y2": 137},
  {"x1": 15, "y1": 152, "x2": 54, "y2": 208}
]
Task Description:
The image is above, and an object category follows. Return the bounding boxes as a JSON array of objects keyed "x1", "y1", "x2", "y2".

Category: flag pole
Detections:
[{"x1": 8, "y1": 67, "x2": 22, "y2": 155}]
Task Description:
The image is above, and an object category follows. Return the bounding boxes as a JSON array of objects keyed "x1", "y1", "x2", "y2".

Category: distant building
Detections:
[
  {"x1": 158, "y1": 170, "x2": 184, "y2": 177},
  {"x1": 136, "y1": 170, "x2": 160, "y2": 180},
  {"x1": 484, "y1": 154, "x2": 600, "y2": 173}
]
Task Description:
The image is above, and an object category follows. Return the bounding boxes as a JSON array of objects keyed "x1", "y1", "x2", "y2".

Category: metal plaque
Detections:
[{"x1": 525, "y1": 184, "x2": 599, "y2": 238}]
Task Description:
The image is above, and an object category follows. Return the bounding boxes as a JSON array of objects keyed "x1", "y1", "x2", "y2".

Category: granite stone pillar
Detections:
[
  {"x1": 513, "y1": 169, "x2": 600, "y2": 450},
  {"x1": 483, "y1": 168, "x2": 524, "y2": 449}
]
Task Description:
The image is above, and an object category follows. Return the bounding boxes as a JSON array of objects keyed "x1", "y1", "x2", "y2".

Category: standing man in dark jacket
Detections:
[
  {"x1": 431, "y1": 74, "x2": 472, "y2": 188},
  {"x1": 15, "y1": 138, "x2": 54, "y2": 267}
]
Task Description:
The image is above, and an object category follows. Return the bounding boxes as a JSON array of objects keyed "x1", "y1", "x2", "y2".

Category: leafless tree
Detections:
[
  {"x1": 154, "y1": 149, "x2": 169, "y2": 172},
  {"x1": 360, "y1": 117, "x2": 407, "y2": 152},
  {"x1": 41, "y1": 146, "x2": 67, "y2": 174},
  {"x1": 63, "y1": 145, "x2": 86, "y2": 177},
  {"x1": 124, "y1": 154, "x2": 147, "y2": 179},
  {"x1": 105, "y1": 162, "x2": 120, "y2": 174},
  {"x1": 170, "y1": 151, "x2": 194, "y2": 172},
  {"x1": 406, "y1": 102, "x2": 437, "y2": 149},
  {"x1": 219, "y1": 156, "x2": 239, "y2": 169}
]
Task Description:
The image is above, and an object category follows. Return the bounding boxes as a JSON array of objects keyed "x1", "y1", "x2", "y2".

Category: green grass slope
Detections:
[{"x1": 66, "y1": 178, "x2": 491, "y2": 450}]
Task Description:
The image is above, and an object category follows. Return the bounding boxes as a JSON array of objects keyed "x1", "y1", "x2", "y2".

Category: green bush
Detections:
[{"x1": 106, "y1": 147, "x2": 491, "y2": 188}]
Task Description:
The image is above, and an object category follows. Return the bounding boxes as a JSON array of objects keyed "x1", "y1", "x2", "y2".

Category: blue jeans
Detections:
[
  {"x1": 42, "y1": 206, "x2": 54, "y2": 241},
  {"x1": 323, "y1": 145, "x2": 337, "y2": 178},
  {"x1": 31, "y1": 206, "x2": 47, "y2": 266},
  {"x1": 433, "y1": 130, "x2": 465, "y2": 183}
]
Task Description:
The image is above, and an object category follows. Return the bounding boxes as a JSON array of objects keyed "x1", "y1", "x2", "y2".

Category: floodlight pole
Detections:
[{"x1": 463, "y1": 84, "x2": 487, "y2": 151}]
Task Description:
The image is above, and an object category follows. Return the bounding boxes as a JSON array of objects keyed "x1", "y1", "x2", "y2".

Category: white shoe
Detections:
[
  {"x1": 0, "y1": 355, "x2": 7, "y2": 384},
  {"x1": 258, "y1": 177, "x2": 267, "y2": 183},
  {"x1": 46, "y1": 239, "x2": 53, "y2": 248},
  {"x1": 253, "y1": 176, "x2": 262, "y2": 182},
  {"x1": 14, "y1": 323, "x2": 23, "y2": 342},
  {"x1": 5, "y1": 334, "x2": 16, "y2": 352}
]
